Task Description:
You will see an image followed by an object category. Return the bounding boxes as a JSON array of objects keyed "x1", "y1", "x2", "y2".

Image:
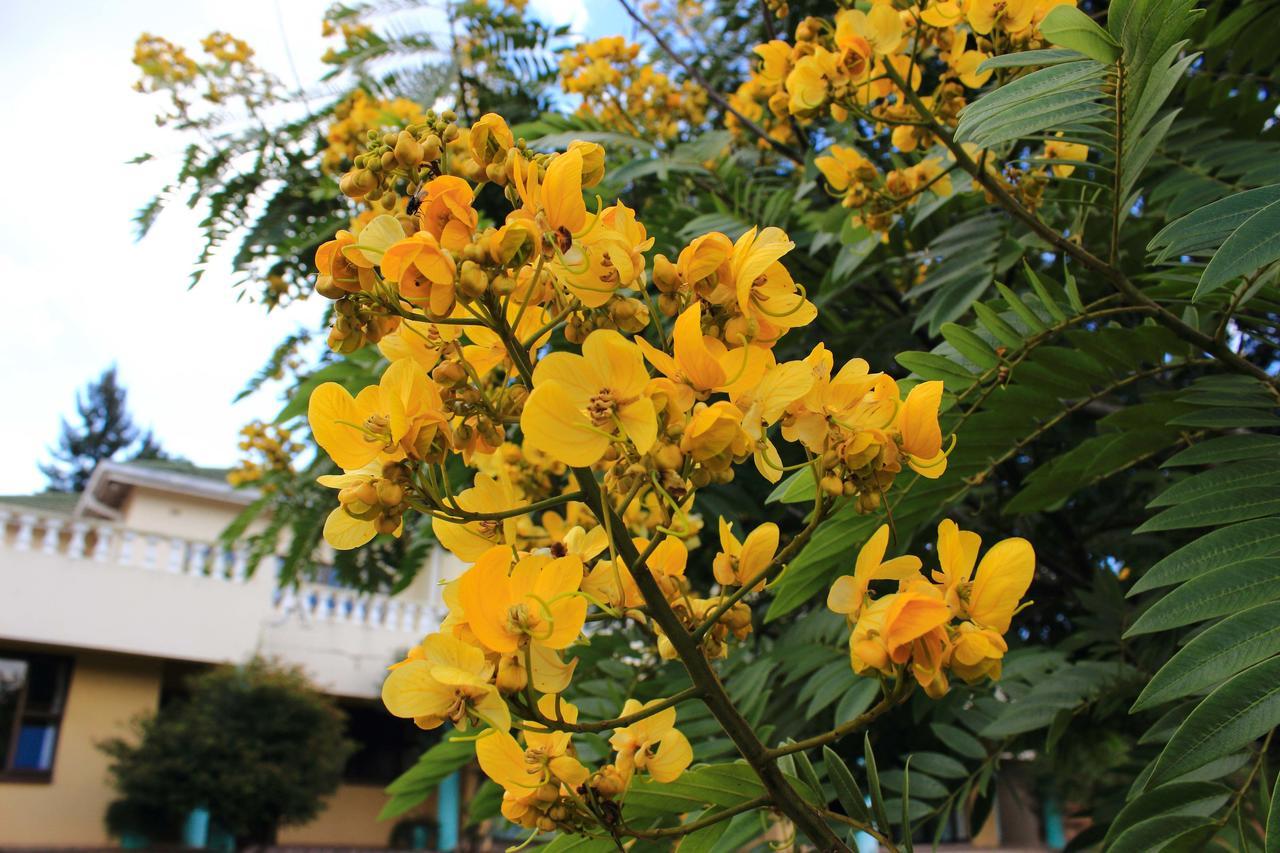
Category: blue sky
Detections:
[{"x1": 0, "y1": 0, "x2": 624, "y2": 494}]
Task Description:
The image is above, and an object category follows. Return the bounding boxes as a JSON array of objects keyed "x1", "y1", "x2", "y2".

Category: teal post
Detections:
[
  {"x1": 183, "y1": 807, "x2": 210, "y2": 848},
  {"x1": 437, "y1": 771, "x2": 460, "y2": 851},
  {"x1": 1043, "y1": 794, "x2": 1066, "y2": 850}
]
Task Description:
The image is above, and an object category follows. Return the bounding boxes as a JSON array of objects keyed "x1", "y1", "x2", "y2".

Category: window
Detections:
[
  {"x1": 0, "y1": 652, "x2": 72, "y2": 781},
  {"x1": 341, "y1": 700, "x2": 439, "y2": 785}
]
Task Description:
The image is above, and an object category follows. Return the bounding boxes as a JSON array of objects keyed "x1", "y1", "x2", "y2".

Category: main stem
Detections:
[{"x1": 491, "y1": 306, "x2": 851, "y2": 852}]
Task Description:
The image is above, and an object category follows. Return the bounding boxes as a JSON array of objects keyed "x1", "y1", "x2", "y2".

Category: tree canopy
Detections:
[{"x1": 101, "y1": 659, "x2": 354, "y2": 847}]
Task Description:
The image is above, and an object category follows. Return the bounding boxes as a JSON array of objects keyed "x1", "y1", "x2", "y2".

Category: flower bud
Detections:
[
  {"x1": 652, "y1": 254, "x2": 681, "y2": 293},
  {"x1": 568, "y1": 140, "x2": 605, "y2": 187},
  {"x1": 394, "y1": 130, "x2": 424, "y2": 168},
  {"x1": 458, "y1": 260, "x2": 488, "y2": 299}
]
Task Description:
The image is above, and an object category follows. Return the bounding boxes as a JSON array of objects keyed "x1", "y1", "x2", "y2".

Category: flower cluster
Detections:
[
  {"x1": 560, "y1": 37, "x2": 708, "y2": 142},
  {"x1": 132, "y1": 31, "x2": 277, "y2": 127},
  {"x1": 828, "y1": 521, "x2": 1034, "y2": 697},
  {"x1": 734, "y1": 0, "x2": 1088, "y2": 231},
  {"x1": 322, "y1": 90, "x2": 429, "y2": 176},
  {"x1": 227, "y1": 421, "x2": 303, "y2": 489},
  {"x1": 295, "y1": 108, "x2": 1032, "y2": 840}
]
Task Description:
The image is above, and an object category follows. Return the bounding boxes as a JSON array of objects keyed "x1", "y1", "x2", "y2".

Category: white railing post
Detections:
[
  {"x1": 141, "y1": 534, "x2": 159, "y2": 570},
  {"x1": 92, "y1": 526, "x2": 113, "y2": 562},
  {"x1": 40, "y1": 518, "x2": 65, "y2": 555},
  {"x1": 119, "y1": 530, "x2": 136, "y2": 565},
  {"x1": 231, "y1": 547, "x2": 249, "y2": 582},
  {"x1": 15, "y1": 514, "x2": 36, "y2": 551},
  {"x1": 192, "y1": 542, "x2": 211, "y2": 577},
  {"x1": 166, "y1": 538, "x2": 187, "y2": 573},
  {"x1": 67, "y1": 522, "x2": 90, "y2": 559}
]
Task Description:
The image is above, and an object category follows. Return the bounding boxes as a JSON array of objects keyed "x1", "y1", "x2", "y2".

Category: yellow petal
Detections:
[
  {"x1": 309, "y1": 383, "x2": 380, "y2": 470},
  {"x1": 521, "y1": 382, "x2": 609, "y2": 467},
  {"x1": 969, "y1": 538, "x2": 1035, "y2": 633},
  {"x1": 323, "y1": 506, "x2": 378, "y2": 550},
  {"x1": 476, "y1": 729, "x2": 540, "y2": 792},
  {"x1": 673, "y1": 303, "x2": 727, "y2": 390},
  {"x1": 647, "y1": 728, "x2": 693, "y2": 782},
  {"x1": 381, "y1": 660, "x2": 451, "y2": 719},
  {"x1": 827, "y1": 574, "x2": 861, "y2": 615},
  {"x1": 542, "y1": 148, "x2": 587, "y2": 233}
]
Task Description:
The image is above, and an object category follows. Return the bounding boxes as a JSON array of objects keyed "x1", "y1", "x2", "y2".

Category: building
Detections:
[{"x1": 0, "y1": 460, "x2": 463, "y2": 848}]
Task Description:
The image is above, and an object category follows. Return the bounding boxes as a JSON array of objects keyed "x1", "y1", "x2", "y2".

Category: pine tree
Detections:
[{"x1": 41, "y1": 367, "x2": 170, "y2": 492}]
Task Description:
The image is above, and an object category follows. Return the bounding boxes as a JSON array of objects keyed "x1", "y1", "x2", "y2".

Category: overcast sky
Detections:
[{"x1": 0, "y1": 0, "x2": 602, "y2": 495}]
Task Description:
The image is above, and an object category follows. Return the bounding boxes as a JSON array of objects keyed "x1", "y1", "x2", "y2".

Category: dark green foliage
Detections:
[{"x1": 100, "y1": 659, "x2": 355, "y2": 847}]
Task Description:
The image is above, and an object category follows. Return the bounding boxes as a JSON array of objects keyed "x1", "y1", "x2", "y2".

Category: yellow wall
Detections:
[
  {"x1": 279, "y1": 784, "x2": 421, "y2": 847},
  {"x1": 0, "y1": 650, "x2": 163, "y2": 847}
]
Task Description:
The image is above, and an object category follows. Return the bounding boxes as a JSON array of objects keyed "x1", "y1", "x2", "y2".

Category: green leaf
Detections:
[
  {"x1": 766, "y1": 467, "x2": 816, "y2": 504},
  {"x1": 1131, "y1": 518, "x2": 1280, "y2": 595},
  {"x1": 1162, "y1": 434, "x2": 1280, "y2": 468},
  {"x1": 1153, "y1": 186, "x2": 1280, "y2": 261},
  {"x1": 1150, "y1": 461, "x2": 1280, "y2": 508},
  {"x1": 865, "y1": 734, "x2": 892, "y2": 833},
  {"x1": 824, "y1": 746, "x2": 872, "y2": 825},
  {"x1": 538, "y1": 834, "x2": 619, "y2": 852},
  {"x1": 623, "y1": 763, "x2": 764, "y2": 818},
  {"x1": 996, "y1": 282, "x2": 1049, "y2": 332},
  {"x1": 973, "y1": 302, "x2": 1026, "y2": 349},
  {"x1": 978, "y1": 48, "x2": 1087, "y2": 71},
  {"x1": 1023, "y1": 262, "x2": 1069, "y2": 322},
  {"x1": 955, "y1": 60, "x2": 1108, "y2": 149},
  {"x1": 900, "y1": 756, "x2": 915, "y2": 852},
  {"x1": 1150, "y1": 656, "x2": 1280, "y2": 787},
  {"x1": 1040, "y1": 5, "x2": 1121, "y2": 63},
  {"x1": 1133, "y1": 602, "x2": 1280, "y2": 711},
  {"x1": 909, "y1": 752, "x2": 967, "y2": 779},
  {"x1": 1196, "y1": 198, "x2": 1280, "y2": 300},
  {"x1": 940, "y1": 323, "x2": 1000, "y2": 369},
  {"x1": 1125, "y1": 559, "x2": 1280, "y2": 636},
  {"x1": 1267, "y1": 771, "x2": 1280, "y2": 853},
  {"x1": 895, "y1": 351, "x2": 979, "y2": 391},
  {"x1": 931, "y1": 723, "x2": 986, "y2": 760},
  {"x1": 1135, "y1": 486, "x2": 1280, "y2": 533},
  {"x1": 1102, "y1": 782, "x2": 1231, "y2": 850},
  {"x1": 677, "y1": 812, "x2": 732, "y2": 853},
  {"x1": 1108, "y1": 815, "x2": 1219, "y2": 853},
  {"x1": 380, "y1": 736, "x2": 475, "y2": 820}
]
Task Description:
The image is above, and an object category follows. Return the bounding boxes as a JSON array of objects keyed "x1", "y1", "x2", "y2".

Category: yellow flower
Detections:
[
  {"x1": 679, "y1": 400, "x2": 749, "y2": 464},
  {"x1": 827, "y1": 524, "x2": 924, "y2": 619},
  {"x1": 816, "y1": 145, "x2": 874, "y2": 194},
  {"x1": 883, "y1": 580, "x2": 952, "y2": 666},
  {"x1": 521, "y1": 330, "x2": 657, "y2": 467},
  {"x1": 457, "y1": 549, "x2": 588, "y2": 654},
  {"x1": 381, "y1": 231, "x2": 458, "y2": 316},
  {"x1": 469, "y1": 112, "x2": 515, "y2": 169},
  {"x1": 729, "y1": 226, "x2": 817, "y2": 344},
  {"x1": 835, "y1": 5, "x2": 903, "y2": 56},
  {"x1": 754, "y1": 40, "x2": 793, "y2": 86},
  {"x1": 432, "y1": 473, "x2": 525, "y2": 561},
  {"x1": 316, "y1": 464, "x2": 402, "y2": 549},
  {"x1": 785, "y1": 48, "x2": 839, "y2": 114},
  {"x1": 308, "y1": 358, "x2": 434, "y2": 470},
  {"x1": 480, "y1": 697, "x2": 589, "y2": 793},
  {"x1": 950, "y1": 532, "x2": 1035, "y2": 633},
  {"x1": 930, "y1": 519, "x2": 982, "y2": 615},
  {"x1": 381, "y1": 632, "x2": 511, "y2": 731},
  {"x1": 949, "y1": 622, "x2": 1009, "y2": 683},
  {"x1": 377, "y1": 315, "x2": 463, "y2": 372},
  {"x1": 1044, "y1": 134, "x2": 1089, "y2": 178},
  {"x1": 735, "y1": 359, "x2": 815, "y2": 481},
  {"x1": 968, "y1": 0, "x2": 1034, "y2": 34},
  {"x1": 896, "y1": 380, "x2": 948, "y2": 478},
  {"x1": 415, "y1": 175, "x2": 478, "y2": 252},
  {"x1": 315, "y1": 229, "x2": 374, "y2": 296},
  {"x1": 712, "y1": 519, "x2": 779, "y2": 590},
  {"x1": 920, "y1": 0, "x2": 965, "y2": 28},
  {"x1": 637, "y1": 303, "x2": 771, "y2": 407},
  {"x1": 610, "y1": 699, "x2": 693, "y2": 783},
  {"x1": 954, "y1": 50, "x2": 993, "y2": 89}
]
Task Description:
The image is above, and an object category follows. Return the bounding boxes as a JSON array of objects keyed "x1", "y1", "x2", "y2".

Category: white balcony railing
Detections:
[{"x1": 0, "y1": 507, "x2": 455, "y2": 698}]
